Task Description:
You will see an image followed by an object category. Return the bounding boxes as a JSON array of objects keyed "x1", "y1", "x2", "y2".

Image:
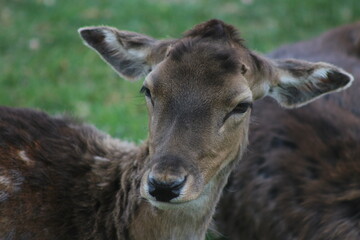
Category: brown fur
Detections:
[
  {"x1": 0, "y1": 20, "x2": 354, "y2": 240},
  {"x1": 0, "y1": 107, "x2": 146, "y2": 239},
  {"x1": 216, "y1": 22, "x2": 360, "y2": 240}
]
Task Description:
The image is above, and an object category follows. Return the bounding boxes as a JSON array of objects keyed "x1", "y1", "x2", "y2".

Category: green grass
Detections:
[
  {"x1": 1, "y1": 0, "x2": 359, "y2": 142},
  {"x1": 1, "y1": 0, "x2": 359, "y2": 239}
]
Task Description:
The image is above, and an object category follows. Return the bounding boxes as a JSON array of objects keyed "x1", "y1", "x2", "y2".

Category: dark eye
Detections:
[
  {"x1": 140, "y1": 86, "x2": 154, "y2": 105},
  {"x1": 224, "y1": 102, "x2": 252, "y2": 122},
  {"x1": 140, "y1": 86, "x2": 152, "y2": 99},
  {"x1": 231, "y1": 102, "x2": 252, "y2": 114}
]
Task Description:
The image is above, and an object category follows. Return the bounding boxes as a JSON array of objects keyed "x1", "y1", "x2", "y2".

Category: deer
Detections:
[
  {"x1": 215, "y1": 22, "x2": 360, "y2": 240},
  {"x1": 0, "y1": 19, "x2": 354, "y2": 240}
]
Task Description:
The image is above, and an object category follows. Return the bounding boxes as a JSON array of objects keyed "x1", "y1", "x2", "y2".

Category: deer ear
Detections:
[
  {"x1": 265, "y1": 59, "x2": 354, "y2": 108},
  {"x1": 79, "y1": 26, "x2": 157, "y2": 81}
]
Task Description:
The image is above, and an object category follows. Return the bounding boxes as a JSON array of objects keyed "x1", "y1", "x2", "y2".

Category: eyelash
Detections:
[
  {"x1": 140, "y1": 86, "x2": 152, "y2": 98},
  {"x1": 140, "y1": 86, "x2": 154, "y2": 105},
  {"x1": 224, "y1": 102, "x2": 252, "y2": 122},
  {"x1": 232, "y1": 102, "x2": 253, "y2": 114}
]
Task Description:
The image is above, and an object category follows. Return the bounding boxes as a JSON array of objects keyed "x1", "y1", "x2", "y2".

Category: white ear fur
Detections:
[
  {"x1": 266, "y1": 60, "x2": 354, "y2": 108},
  {"x1": 79, "y1": 26, "x2": 155, "y2": 81},
  {"x1": 101, "y1": 29, "x2": 149, "y2": 59}
]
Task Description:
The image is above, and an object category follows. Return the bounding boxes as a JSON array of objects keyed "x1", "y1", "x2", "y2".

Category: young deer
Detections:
[
  {"x1": 216, "y1": 22, "x2": 360, "y2": 240},
  {"x1": 0, "y1": 19, "x2": 353, "y2": 240}
]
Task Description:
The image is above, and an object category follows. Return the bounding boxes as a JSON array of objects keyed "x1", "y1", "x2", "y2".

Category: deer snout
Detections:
[
  {"x1": 140, "y1": 155, "x2": 204, "y2": 205},
  {"x1": 147, "y1": 173, "x2": 187, "y2": 202},
  {"x1": 141, "y1": 155, "x2": 199, "y2": 203}
]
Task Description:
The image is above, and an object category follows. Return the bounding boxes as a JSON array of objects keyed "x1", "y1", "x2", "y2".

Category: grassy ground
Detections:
[
  {"x1": 1, "y1": 0, "x2": 359, "y2": 142},
  {"x1": 1, "y1": 0, "x2": 359, "y2": 239}
]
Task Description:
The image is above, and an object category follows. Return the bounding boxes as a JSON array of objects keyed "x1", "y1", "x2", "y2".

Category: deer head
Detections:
[{"x1": 79, "y1": 19, "x2": 353, "y2": 208}]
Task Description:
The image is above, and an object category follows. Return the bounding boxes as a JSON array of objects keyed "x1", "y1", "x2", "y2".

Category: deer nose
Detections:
[{"x1": 147, "y1": 175, "x2": 187, "y2": 202}]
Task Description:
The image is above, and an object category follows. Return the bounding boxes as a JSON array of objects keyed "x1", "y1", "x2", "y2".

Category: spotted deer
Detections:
[
  {"x1": 216, "y1": 22, "x2": 360, "y2": 240},
  {"x1": 0, "y1": 20, "x2": 353, "y2": 240}
]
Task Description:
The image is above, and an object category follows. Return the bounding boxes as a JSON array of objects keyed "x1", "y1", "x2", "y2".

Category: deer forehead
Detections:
[{"x1": 145, "y1": 41, "x2": 252, "y2": 105}]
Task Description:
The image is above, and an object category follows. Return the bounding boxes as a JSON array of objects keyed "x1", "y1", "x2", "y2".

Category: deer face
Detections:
[
  {"x1": 140, "y1": 41, "x2": 254, "y2": 204},
  {"x1": 79, "y1": 19, "x2": 353, "y2": 206}
]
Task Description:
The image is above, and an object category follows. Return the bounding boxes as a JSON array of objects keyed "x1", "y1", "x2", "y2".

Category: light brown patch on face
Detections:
[{"x1": 197, "y1": 112, "x2": 251, "y2": 184}]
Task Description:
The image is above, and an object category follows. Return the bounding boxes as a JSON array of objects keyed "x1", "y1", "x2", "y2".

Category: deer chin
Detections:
[{"x1": 146, "y1": 193, "x2": 208, "y2": 211}]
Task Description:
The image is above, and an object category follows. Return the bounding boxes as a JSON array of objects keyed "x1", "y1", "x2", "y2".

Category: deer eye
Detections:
[
  {"x1": 140, "y1": 86, "x2": 152, "y2": 99},
  {"x1": 231, "y1": 102, "x2": 252, "y2": 114},
  {"x1": 224, "y1": 102, "x2": 252, "y2": 122},
  {"x1": 140, "y1": 86, "x2": 154, "y2": 105}
]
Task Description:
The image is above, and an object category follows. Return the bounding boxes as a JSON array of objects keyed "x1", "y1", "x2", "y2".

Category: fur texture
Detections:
[
  {"x1": 0, "y1": 20, "x2": 355, "y2": 240},
  {"x1": 216, "y1": 22, "x2": 360, "y2": 240}
]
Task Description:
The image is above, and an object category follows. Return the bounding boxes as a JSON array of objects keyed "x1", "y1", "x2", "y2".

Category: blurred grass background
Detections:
[
  {"x1": 0, "y1": 0, "x2": 359, "y2": 239},
  {"x1": 1, "y1": 0, "x2": 359, "y2": 144}
]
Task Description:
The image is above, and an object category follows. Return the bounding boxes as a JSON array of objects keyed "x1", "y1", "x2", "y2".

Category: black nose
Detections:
[{"x1": 147, "y1": 176, "x2": 187, "y2": 202}]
